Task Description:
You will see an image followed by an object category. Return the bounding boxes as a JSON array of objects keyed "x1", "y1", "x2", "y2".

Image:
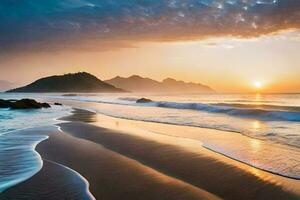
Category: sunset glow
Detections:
[
  {"x1": 1, "y1": 2, "x2": 300, "y2": 199},
  {"x1": 254, "y1": 81, "x2": 263, "y2": 89},
  {"x1": 0, "y1": 1, "x2": 299, "y2": 93}
]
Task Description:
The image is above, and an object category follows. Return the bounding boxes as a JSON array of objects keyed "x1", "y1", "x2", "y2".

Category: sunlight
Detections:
[
  {"x1": 250, "y1": 139, "x2": 261, "y2": 152},
  {"x1": 252, "y1": 81, "x2": 266, "y2": 93},
  {"x1": 255, "y1": 93, "x2": 262, "y2": 102},
  {"x1": 252, "y1": 121, "x2": 262, "y2": 131},
  {"x1": 254, "y1": 81, "x2": 262, "y2": 89}
]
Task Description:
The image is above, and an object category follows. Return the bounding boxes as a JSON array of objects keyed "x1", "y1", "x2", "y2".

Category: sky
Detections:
[{"x1": 0, "y1": 0, "x2": 300, "y2": 93}]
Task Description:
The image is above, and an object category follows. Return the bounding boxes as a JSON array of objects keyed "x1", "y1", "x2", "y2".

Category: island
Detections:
[{"x1": 7, "y1": 72, "x2": 125, "y2": 93}]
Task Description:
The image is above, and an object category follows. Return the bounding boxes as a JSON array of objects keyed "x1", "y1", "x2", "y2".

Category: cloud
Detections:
[{"x1": 0, "y1": 0, "x2": 299, "y2": 52}]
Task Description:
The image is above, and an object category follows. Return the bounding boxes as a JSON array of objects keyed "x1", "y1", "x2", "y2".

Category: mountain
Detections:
[
  {"x1": 0, "y1": 80, "x2": 15, "y2": 92},
  {"x1": 7, "y1": 72, "x2": 124, "y2": 93},
  {"x1": 105, "y1": 75, "x2": 214, "y2": 93}
]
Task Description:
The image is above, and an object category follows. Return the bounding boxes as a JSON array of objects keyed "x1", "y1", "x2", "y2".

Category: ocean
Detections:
[
  {"x1": 0, "y1": 94, "x2": 72, "y2": 193},
  {"x1": 0, "y1": 92, "x2": 300, "y2": 192},
  {"x1": 52, "y1": 93, "x2": 300, "y2": 148}
]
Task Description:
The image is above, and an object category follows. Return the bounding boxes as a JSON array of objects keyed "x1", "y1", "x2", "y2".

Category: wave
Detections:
[
  {"x1": 203, "y1": 145, "x2": 300, "y2": 180},
  {"x1": 150, "y1": 101, "x2": 300, "y2": 122},
  {"x1": 0, "y1": 127, "x2": 51, "y2": 193},
  {"x1": 44, "y1": 160, "x2": 95, "y2": 200},
  {"x1": 212, "y1": 103, "x2": 300, "y2": 112},
  {"x1": 56, "y1": 95, "x2": 300, "y2": 122},
  {"x1": 118, "y1": 97, "x2": 139, "y2": 101},
  {"x1": 225, "y1": 99, "x2": 281, "y2": 104},
  {"x1": 75, "y1": 97, "x2": 300, "y2": 124}
]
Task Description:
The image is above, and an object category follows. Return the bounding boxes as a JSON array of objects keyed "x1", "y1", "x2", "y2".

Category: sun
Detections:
[
  {"x1": 254, "y1": 81, "x2": 262, "y2": 89},
  {"x1": 252, "y1": 81, "x2": 265, "y2": 92}
]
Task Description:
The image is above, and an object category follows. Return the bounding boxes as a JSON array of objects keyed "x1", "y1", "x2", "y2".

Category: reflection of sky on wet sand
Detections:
[
  {"x1": 74, "y1": 104, "x2": 300, "y2": 180},
  {"x1": 204, "y1": 134, "x2": 300, "y2": 181},
  {"x1": 86, "y1": 110, "x2": 300, "y2": 193},
  {"x1": 46, "y1": 97, "x2": 300, "y2": 189}
]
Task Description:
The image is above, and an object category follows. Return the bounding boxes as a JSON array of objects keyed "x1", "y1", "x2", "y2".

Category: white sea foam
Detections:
[{"x1": 0, "y1": 99, "x2": 72, "y2": 193}]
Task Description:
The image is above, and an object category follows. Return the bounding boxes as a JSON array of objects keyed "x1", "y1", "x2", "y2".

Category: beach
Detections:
[
  {"x1": 2, "y1": 0, "x2": 300, "y2": 198},
  {"x1": 1, "y1": 108, "x2": 299, "y2": 200}
]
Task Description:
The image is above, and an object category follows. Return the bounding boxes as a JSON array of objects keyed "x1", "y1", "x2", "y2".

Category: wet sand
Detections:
[
  {"x1": 2, "y1": 109, "x2": 300, "y2": 200},
  {"x1": 37, "y1": 128, "x2": 220, "y2": 200},
  {"x1": 59, "y1": 109, "x2": 300, "y2": 200},
  {"x1": 0, "y1": 160, "x2": 94, "y2": 200}
]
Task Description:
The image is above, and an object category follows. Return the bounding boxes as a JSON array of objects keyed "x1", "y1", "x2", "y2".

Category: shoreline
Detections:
[
  {"x1": 59, "y1": 110, "x2": 300, "y2": 199},
  {"x1": 0, "y1": 125, "x2": 95, "y2": 200},
  {"x1": 44, "y1": 159, "x2": 96, "y2": 200},
  {"x1": 78, "y1": 104, "x2": 300, "y2": 183},
  {"x1": 1, "y1": 159, "x2": 95, "y2": 200},
  {"x1": 45, "y1": 98, "x2": 300, "y2": 158},
  {"x1": 1, "y1": 108, "x2": 299, "y2": 199},
  {"x1": 63, "y1": 101, "x2": 299, "y2": 185},
  {"x1": 203, "y1": 145, "x2": 300, "y2": 181}
]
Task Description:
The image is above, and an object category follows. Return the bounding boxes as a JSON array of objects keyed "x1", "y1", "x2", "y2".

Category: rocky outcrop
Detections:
[
  {"x1": 0, "y1": 99, "x2": 51, "y2": 109},
  {"x1": 0, "y1": 99, "x2": 12, "y2": 108},
  {"x1": 136, "y1": 98, "x2": 153, "y2": 103}
]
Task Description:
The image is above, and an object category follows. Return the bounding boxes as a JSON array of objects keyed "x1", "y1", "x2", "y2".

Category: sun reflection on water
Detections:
[
  {"x1": 253, "y1": 93, "x2": 265, "y2": 106},
  {"x1": 252, "y1": 121, "x2": 261, "y2": 130},
  {"x1": 250, "y1": 139, "x2": 261, "y2": 152},
  {"x1": 251, "y1": 120, "x2": 267, "y2": 133}
]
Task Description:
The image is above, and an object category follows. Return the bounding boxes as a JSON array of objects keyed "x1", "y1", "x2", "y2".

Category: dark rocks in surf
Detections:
[
  {"x1": 54, "y1": 103, "x2": 63, "y2": 106},
  {"x1": 136, "y1": 98, "x2": 153, "y2": 103},
  {"x1": 11, "y1": 99, "x2": 51, "y2": 109},
  {"x1": 62, "y1": 94, "x2": 77, "y2": 97},
  {"x1": 40, "y1": 103, "x2": 51, "y2": 108},
  {"x1": 0, "y1": 99, "x2": 51, "y2": 109},
  {"x1": 0, "y1": 99, "x2": 13, "y2": 108}
]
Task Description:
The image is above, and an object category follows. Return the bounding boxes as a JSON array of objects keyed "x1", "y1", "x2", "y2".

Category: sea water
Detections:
[
  {"x1": 51, "y1": 93, "x2": 300, "y2": 148},
  {"x1": 48, "y1": 92, "x2": 300, "y2": 179},
  {"x1": 0, "y1": 94, "x2": 72, "y2": 193},
  {"x1": 1, "y1": 92, "x2": 300, "y2": 191}
]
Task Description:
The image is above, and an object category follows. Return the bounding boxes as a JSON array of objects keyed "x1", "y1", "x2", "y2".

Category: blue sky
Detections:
[{"x1": 0, "y1": 0, "x2": 299, "y2": 52}]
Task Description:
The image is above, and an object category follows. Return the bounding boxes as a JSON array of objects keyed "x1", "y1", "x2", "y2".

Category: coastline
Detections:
[
  {"x1": 1, "y1": 108, "x2": 300, "y2": 199},
  {"x1": 0, "y1": 125, "x2": 95, "y2": 200},
  {"x1": 1, "y1": 159, "x2": 95, "y2": 200}
]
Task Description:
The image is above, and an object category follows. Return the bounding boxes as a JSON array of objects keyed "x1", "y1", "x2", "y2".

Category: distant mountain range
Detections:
[
  {"x1": 105, "y1": 75, "x2": 214, "y2": 93},
  {"x1": 0, "y1": 80, "x2": 15, "y2": 92},
  {"x1": 7, "y1": 72, "x2": 124, "y2": 93},
  {"x1": 6, "y1": 72, "x2": 214, "y2": 93}
]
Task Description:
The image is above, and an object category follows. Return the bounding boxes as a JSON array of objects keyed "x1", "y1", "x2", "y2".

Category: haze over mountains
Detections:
[
  {"x1": 0, "y1": 80, "x2": 15, "y2": 92},
  {"x1": 6, "y1": 72, "x2": 214, "y2": 93},
  {"x1": 105, "y1": 75, "x2": 214, "y2": 93}
]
